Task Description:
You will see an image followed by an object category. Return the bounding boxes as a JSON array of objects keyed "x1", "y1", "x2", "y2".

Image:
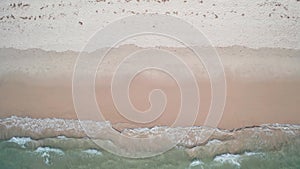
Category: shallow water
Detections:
[
  {"x1": 0, "y1": 137, "x2": 300, "y2": 169},
  {"x1": 1, "y1": 117, "x2": 300, "y2": 168}
]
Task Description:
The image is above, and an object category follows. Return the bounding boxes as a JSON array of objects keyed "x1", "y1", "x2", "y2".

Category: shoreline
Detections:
[{"x1": 1, "y1": 116, "x2": 300, "y2": 159}]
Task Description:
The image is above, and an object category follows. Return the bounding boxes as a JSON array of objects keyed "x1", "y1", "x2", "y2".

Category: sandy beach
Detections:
[
  {"x1": 0, "y1": 46, "x2": 299, "y2": 130},
  {"x1": 0, "y1": 1, "x2": 299, "y2": 130},
  {"x1": 0, "y1": 0, "x2": 300, "y2": 167}
]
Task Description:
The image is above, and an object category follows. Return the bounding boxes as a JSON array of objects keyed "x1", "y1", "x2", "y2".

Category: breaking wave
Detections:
[{"x1": 0, "y1": 116, "x2": 300, "y2": 159}]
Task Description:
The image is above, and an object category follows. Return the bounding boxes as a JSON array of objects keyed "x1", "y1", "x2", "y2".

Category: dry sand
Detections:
[{"x1": 0, "y1": 45, "x2": 299, "y2": 130}]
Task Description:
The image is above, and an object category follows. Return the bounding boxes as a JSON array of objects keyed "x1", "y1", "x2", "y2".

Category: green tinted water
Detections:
[{"x1": 0, "y1": 138, "x2": 299, "y2": 169}]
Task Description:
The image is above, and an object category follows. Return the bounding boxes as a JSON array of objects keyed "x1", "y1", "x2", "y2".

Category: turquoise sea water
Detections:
[{"x1": 0, "y1": 137, "x2": 299, "y2": 169}]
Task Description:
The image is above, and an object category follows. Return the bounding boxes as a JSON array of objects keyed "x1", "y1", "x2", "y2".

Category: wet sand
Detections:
[{"x1": 0, "y1": 45, "x2": 299, "y2": 130}]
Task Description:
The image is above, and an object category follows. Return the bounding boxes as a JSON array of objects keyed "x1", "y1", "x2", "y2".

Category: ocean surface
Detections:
[
  {"x1": 0, "y1": 137, "x2": 300, "y2": 169},
  {"x1": 0, "y1": 117, "x2": 299, "y2": 169}
]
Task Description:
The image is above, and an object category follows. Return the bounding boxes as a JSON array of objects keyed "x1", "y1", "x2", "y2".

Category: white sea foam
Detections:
[
  {"x1": 244, "y1": 151, "x2": 264, "y2": 156},
  {"x1": 35, "y1": 147, "x2": 64, "y2": 155},
  {"x1": 206, "y1": 139, "x2": 222, "y2": 146},
  {"x1": 189, "y1": 159, "x2": 204, "y2": 168},
  {"x1": 213, "y1": 152, "x2": 264, "y2": 168},
  {"x1": 214, "y1": 154, "x2": 241, "y2": 167},
  {"x1": 7, "y1": 137, "x2": 32, "y2": 148},
  {"x1": 57, "y1": 135, "x2": 68, "y2": 139},
  {"x1": 82, "y1": 149, "x2": 103, "y2": 156},
  {"x1": 35, "y1": 147, "x2": 64, "y2": 165},
  {"x1": 1, "y1": 116, "x2": 300, "y2": 159},
  {"x1": 0, "y1": 116, "x2": 112, "y2": 139}
]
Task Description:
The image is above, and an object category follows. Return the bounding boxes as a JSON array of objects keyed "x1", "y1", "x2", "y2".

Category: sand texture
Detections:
[{"x1": 0, "y1": 46, "x2": 299, "y2": 129}]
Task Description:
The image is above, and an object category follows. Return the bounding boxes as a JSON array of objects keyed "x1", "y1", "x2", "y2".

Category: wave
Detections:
[
  {"x1": 34, "y1": 147, "x2": 64, "y2": 165},
  {"x1": 82, "y1": 149, "x2": 103, "y2": 156},
  {"x1": 186, "y1": 152, "x2": 267, "y2": 169},
  {"x1": 7, "y1": 137, "x2": 32, "y2": 148},
  {"x1": 1, "y1": 116, "x2": 300, "y2": 159},
  {"x1": 188, "y1": 159, "x2": 204, "y2": 168},
  {"x1": 213, "y1": 153, "x2": 241, "y2": 167}
]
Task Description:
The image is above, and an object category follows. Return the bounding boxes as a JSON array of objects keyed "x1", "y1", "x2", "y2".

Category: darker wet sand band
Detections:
[{"x1": 0, "y1": 45, "x2": 299, "y2": 130}]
